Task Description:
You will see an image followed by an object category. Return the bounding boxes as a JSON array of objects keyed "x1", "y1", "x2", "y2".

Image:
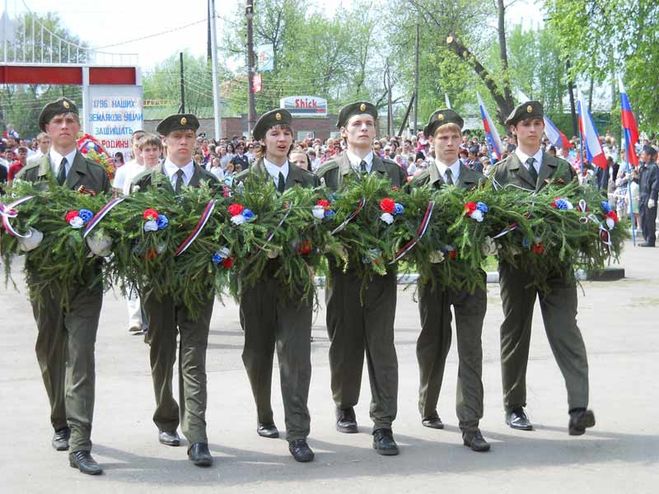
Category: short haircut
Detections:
[
  {"x1": 433, "y1": 122, "x2": 462, "y2": 137},
  {"x1": 137, "y1": 133, "x2": 163, "y2": 150}
]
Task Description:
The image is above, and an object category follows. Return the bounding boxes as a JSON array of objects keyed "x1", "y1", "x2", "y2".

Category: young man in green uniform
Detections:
[
  {"x1": 410, "y1": 109, "x2": 490, "y2": 452},
  {"x1": 316, "y1": 102, "x2": 406, "y2": 456},
  {"x1": 132, "y1": 114, "x2": 219, "y2": 467},
  {"x1": 17, "y1": 97, "x2": 111, "y2": 475},
  {"x1": 235, "y1": 109, "x2": 319, "y2": 462},
  {"x1": 491, "y1": 101, "x2": 595, "y2": 436}
]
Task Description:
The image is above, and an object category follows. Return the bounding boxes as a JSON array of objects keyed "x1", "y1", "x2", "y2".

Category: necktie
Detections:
[
  {"x1": 277, "y1": 172, "x2": 285, "y2": 193},
  {"x1": 175, "y1": 169, "x2": 184, "y2": 193},
  {"x1": 57, "y1": 157, "x2": 67, "y2": 185},
  {"x1": 444, "y1": 168, "x2": 454, "y2": 185},
  {"x1": 526, "y1": 157, "x2": 538, "y2": 184},
  {"x1": 359, "y1": 160, "x2": 367, "y2": 174}
]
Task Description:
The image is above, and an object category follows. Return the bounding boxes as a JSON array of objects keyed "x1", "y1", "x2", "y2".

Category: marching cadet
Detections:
[
  {"x1": 17, "y1": 97, "x2": 111, "y2": 475},
  {"x1": 491, "y1": 101, "x2": 595, "y2": 436},
  {"x1": 235, "y1": 109, "x2": 319, "y2": 463},
  {"x1": 410, "y1": 109, "x2": 490, "y2": 452},
  {"x1": 316, "y1": 102, "x2": 406, "y2": 456},
  {"x1": 132, "y1": 113, "x2": 219, "y2": 467}
]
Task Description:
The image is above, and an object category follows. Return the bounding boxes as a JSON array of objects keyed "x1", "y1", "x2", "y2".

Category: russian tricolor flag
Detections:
[
  {"x1": 543, "y1": 116, "x2": 571, "y2": 150},
  {"x1": 477, "y1": 93, "x2": 503, "y2": 160},
  {"x1": 619, "y1": 77, "x2": 639, "y2": 166},
  {"x1": 576, "y1": 95, "x2": 607, "y2": 169}
]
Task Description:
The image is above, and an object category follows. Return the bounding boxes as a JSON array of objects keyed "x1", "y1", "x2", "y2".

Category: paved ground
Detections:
[{"x1": 1, "y1": 240, "x2": 658, "y2": 493}]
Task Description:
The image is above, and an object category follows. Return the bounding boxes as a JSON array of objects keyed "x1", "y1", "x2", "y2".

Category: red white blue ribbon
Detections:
[
  {"x1": 331, "y1": 197, "x2": 366, "y2": 235},
  {"x1": 265, "y1": 203, "x2": 292, "y2": 243},
  {"x1": 492, "y1": 222, "x2": 518, "y2": 239},
  {"x1": 175, "y1": 199, "x2": 217, "y2": 257},
  {"x1": 0, "y1": 196, "x2": 35, "y2": 238},
  {"x1": 83, "y1": 196, "x2": 127, "y2": 238},
  {"x1": 390, "y1": 200, "x2": 435, "y2": 263}
]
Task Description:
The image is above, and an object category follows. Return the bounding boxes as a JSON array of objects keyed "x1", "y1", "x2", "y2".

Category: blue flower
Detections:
[
  {"x1": 211, "y1": 252, "x2": 224, "y2": 265},
  {"x1": 242, "y1": 209, "x2": 255, "y2": 220},
  {"x1": 78, "y1": 209, "x2": 94, "y2": 223},
  {"x1": 156, "y1": 214, "x2": 169, "y2": 230},
  {"x1": 522, "y1": 237, "x2": 531, "y2": 248},
  {"x1": 476, "y1": 202, "x2": 489, "y2": 213},
  {"x1": 324, "y1": 209, "x2": 336, "y2": 219},
  {"x1": 555, "y1": 199, "x2": 569, "y2": 210},
  {"x1": 600, "y1": 200, "x2": 611, "y2": 213},
  {"x1": 394, "y1": 203, "x2": 405, "y2": 215}
]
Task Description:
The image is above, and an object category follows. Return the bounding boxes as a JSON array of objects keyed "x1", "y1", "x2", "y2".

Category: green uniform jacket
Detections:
[
  {"x1": 316, "y1": 152, "x2": 407, "y2": 191},
  {"x1": 409, "y1": 161, "x2": 485, "y2": 190},
  {"x1": 491, "y1": 151, "x2": 576, "y2": 192},
  {"x1": 131, "y1": 161, "x2": 219, "y2": 192},
  {"x1": 235, "y1": 157, "x2": 320, "y2": 188},
  {"x1": 17, "y1": 152, "x2": 111, "y2": 194}
]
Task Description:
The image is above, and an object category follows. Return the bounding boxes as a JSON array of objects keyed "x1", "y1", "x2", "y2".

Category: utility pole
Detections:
[
  {"x1": 209, "y1": 0, "x2": 222, "y2": 139},
  {"x1": 246, "y1": 0, "x2": 256, "y2": 136},
  {"x1": 179, "y1": 52, "x2": 186, "y2": 113},
  {"x1": 413, "y1": 14, "x2": 420, "y2": 134}
]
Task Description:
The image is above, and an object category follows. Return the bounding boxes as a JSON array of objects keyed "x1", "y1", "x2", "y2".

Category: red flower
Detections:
[
  {"x1": 222, "y1": 257, "x2": 234, "y2": 269},
  {"x1": 65, "y1": 210, "x2": 79, "y2": 222},
  {"x1": 143, "y1": 208, "x2": 158, "y2": 220},
  {"x1": 531, "y1": 242, "x2": 545, "y2": 255},
  {"x1": 145, "y1": 248, "x2": 158, "y2": 260},
  {"x1": 317, "y1": 199, "x2": 331, "y2": 210},
  {"x1": 463, "y1": 202, "x2": 477, "y2": 215},
  {"x1": 298, "y1": 239, "x2": 313, "y2": 255},
  {"x1": 380, "y1": 198, "x2": 396, "y2": 214},
  {"x1": 550, "y1": 199, "x2": 559, "y2": 208},
  {"x1": 228, "y1": 203, "x2": 245, "y2": 216},
  {"x1": 606, "y1": 211, "x2": 618, "y2": 223},
  {"x1": 448, "y1": 250, "x2": 457, "y2": 260}
]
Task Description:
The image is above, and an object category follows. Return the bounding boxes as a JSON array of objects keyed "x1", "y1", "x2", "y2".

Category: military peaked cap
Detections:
[
  {"x1": 156, "y1": 114, "x2": 200, "y2": 136},
  {"x1": 505, "y1": 101, "x2": 544, "y2": 126},
  {"x1": 336, "y1": 101, "x2": 378, "y2": 128}
]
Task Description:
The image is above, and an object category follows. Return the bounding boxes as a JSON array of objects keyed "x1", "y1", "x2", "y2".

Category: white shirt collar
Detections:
[
  {"x1": 263, "y1": 158, "x2": 290, "y2": 185},
  {"x1": 49, "y1": 148, "x2": 77, "y2": 175},
  {"x1": 164, "y1": 159, "x2": 195, "y2": 187},
  {"x1": 434, "y1": 158, "x2": 461, "y2": 183},
  {"x1": 347, "y1": 150, "x2": 374, "y2": 173},
  {"x1": 515, "y1": 147, "x2": 543, "y2": 171}
]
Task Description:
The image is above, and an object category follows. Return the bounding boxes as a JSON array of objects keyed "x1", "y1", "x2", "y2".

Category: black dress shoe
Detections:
[
  {"x1": 506, "y1": 407, "x2": 533, "y2": 431},
  {"x1": 372, "y1": 428, "x2": 399, "y2": 456},
  {"x1": 69, "y1": 450, "x2": 103, "y2": 475},
  {"x1": 188, "y1": 442, "x2": 213, "y2": 467},
  {"x1": 52, "y1": 427, "x2": 70, "y2": 451},
  {"x1": 639, "y1": 242, "x2": 655, "y2": 247},
  {"x1": 336, "y1": 407, "x2": 358, "y2": 433},
  {"x1": 569, "y1": 409, "x2": 596, "y2": 436},
  {"x1": 421, "y1": 412, "x2": 444, "y2": 429},
  {"x1": 159, "y1": 430, "x2": 181, "y2": 446},
  {"x1": 257, "y1": 423, "x2": 280, "y2": 438},
  {"x1": 462, "y1": 429, "x2": 491, "y2": 452},
  {"x1": 288, "y1": 439, "x2": 315, "y2": 462}
]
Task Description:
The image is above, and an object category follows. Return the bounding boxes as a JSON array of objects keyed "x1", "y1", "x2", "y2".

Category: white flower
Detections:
[
  {"x1": 606, "y1": 217, "x2": 615, "y2": 230},
  {"x1": 481, "y1": 236, "x2": 498, "y2": 256},
  {"x1": 156, "y1": 243, "x2": 167, "y2": 254},
  {"x1": 429, "y1": 250, "x2": 445, "y2": 263},
  {"x1": 18, "y1": 228, "x2": 43, "y2": 252},
  {"x1": 69, "y1": 216, "x2": 84, "y2": 229},
  {"x1": 470, "y1": 210, "x2": 484, "y2": 222},
  {"x1": 312, "y1": 205, "x2": 326, "y2": 220},
  {"x1": 267, "y1": 248, "x2": 280, "y2": 259},
  {"x1": 564, "y1": 199, "x2": 574, "y2": 210},
  {"x1": 231, "y1": 214, "x2": 246, "y2": 226},
  {"x1": 86, "y1": 233, "x2": 113, "y2": 257},
  {"x1": 217, "y1": 246, "x2": 231, "y2": 258},
  {"x1": 144, "y1": 220, "x2": 158, "y2": 232},
  {"x1": 380, "y1": 212, "x2": 394, "y2": 224}
]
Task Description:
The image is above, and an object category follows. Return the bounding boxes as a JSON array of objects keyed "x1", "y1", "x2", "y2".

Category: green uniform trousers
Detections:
[
  {"x1": 239, "y1": 276, "x2": 312, "y2": 441},
  {"x1": 326, "y1": 267, "x2": 398, "y2": 430},
  {"x1": 31, "y1": 281, "x2": 103, "y2": 453},
  {"x1": 144, "y1": 291, "x2": 214, "y2": 444},
  {"x1": 417, "y1": 279, "x2": 486, "y2": 432},
  {"x1": 499, "y1": 261, "x2": 589, "y2": 412}
]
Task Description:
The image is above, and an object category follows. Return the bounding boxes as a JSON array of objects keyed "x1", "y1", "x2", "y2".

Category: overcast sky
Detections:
[{"x1": 3, "y1": 0, "x2": 544, "y2": 71}]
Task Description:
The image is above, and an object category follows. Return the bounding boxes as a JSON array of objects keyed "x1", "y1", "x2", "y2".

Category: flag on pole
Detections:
[
  {"x1": 444, "y1": 93, "x2": 452, "y2": 109},
  {"x1": 543, "y1": 116, "x2": 571, "y2": 150},
  {"x1": 476, "y1": 93, "x2": 503, "y2": 160},
  {"x1": 252, "y1": 73, "x2": 262, "y2": 93},
  {"x1": 618, "y1": 76, "x2": 639, "y2": 167},
  {"x1": 576, "y1": 95, "x2": 607, "y2": 169}
]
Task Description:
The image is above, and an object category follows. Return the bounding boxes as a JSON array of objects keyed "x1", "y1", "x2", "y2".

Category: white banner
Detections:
[{"x1": 85, "y1": 85, "x2": 143, "y2": 159}]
